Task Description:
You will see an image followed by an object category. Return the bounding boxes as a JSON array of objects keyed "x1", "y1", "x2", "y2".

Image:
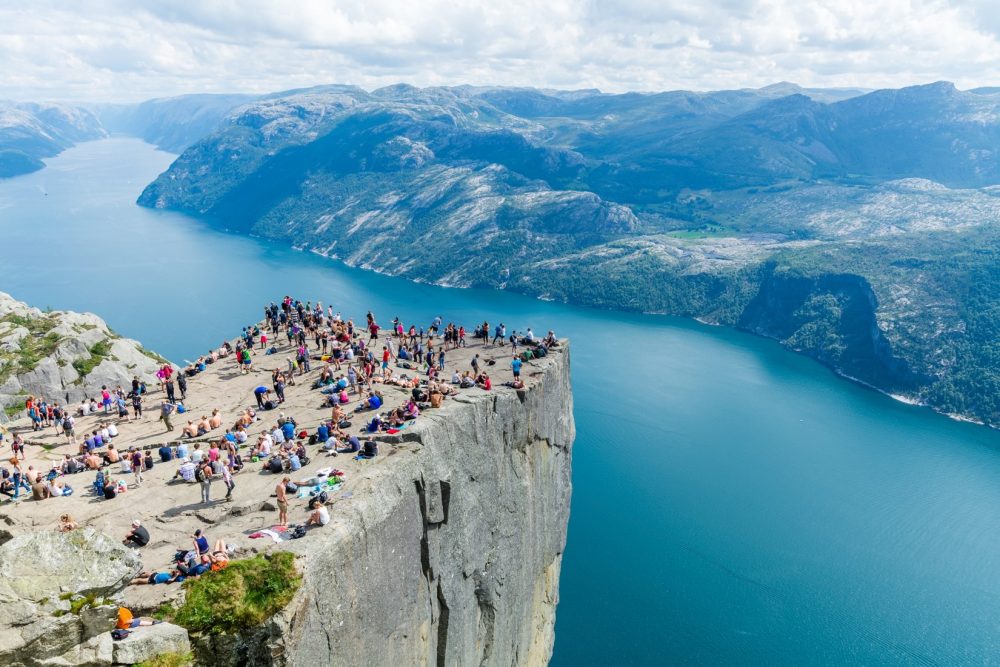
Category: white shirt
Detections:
[
  {"x1": 191, "y1": 449, "x2": 204, "y2": 463},
  {"x1": 316, "y1": 505, "x2": 330, "y2": 526},
  {"x1": 272, "y1": 428, "x2": 285, "y2": 444},
  {"x1": 107, "y1": 423, "x2": 118, "y2": 437}
]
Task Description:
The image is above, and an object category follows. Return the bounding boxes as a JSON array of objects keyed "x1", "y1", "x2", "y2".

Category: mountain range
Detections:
[
  {"x1": 7, "y1": 81, "x2": 1000, "y2": 425},
  {"x1": 0, "y1": 101, "x2": 105, "y2": 177}
]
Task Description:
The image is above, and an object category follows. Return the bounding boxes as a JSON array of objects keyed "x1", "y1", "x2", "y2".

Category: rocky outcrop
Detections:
[
  {"x1": 112, "y1": 623, "x2": 191, "y2": 665},
  {"x1": 0, "y1": 292, "x2": 167, "y2": 420},
  {"x1": 0, "y1": 528, "x2": 191, "y2": 666},
  {"x1": 0, "y1": 529, "x2": 138, "y2": 666},
  {"x1": 197, "y1": 344, "x2": 575, "y2": 667}
]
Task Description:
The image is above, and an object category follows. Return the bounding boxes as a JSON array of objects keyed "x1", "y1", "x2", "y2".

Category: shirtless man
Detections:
[
  {"x1": 275, "y1": 476, "x2": 289, "y2": 527},
  {"x1": 182, "y1": 420, "x2": 199, "y2": 438},
  {"x1": 208, "y1": 409, "x2": 223, "y2": 430},
  {"x1": 197, "y1": 415, "x2": 212, "y2": 435}
]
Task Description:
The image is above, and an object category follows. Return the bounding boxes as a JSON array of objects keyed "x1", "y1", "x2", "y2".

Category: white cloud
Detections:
[{"x1": 0, "y1": 0, "x2": 998, "y2": 102}]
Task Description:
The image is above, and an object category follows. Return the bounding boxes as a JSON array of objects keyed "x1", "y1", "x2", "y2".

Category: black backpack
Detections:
[{"x1": 195, "y1": 466, "x2": 206, "y2": 483}]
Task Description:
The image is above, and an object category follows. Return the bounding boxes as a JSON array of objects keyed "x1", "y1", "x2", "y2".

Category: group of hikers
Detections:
[{"x1": 0, "y1": 296, "x2": 560, "y2": 624}]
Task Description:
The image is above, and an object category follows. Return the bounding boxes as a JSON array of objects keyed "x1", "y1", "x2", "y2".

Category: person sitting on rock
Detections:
[
  {"x1": 174, "y1": 457, "x2": 196, "y2": 483},
  {"x1": 306, "y1": 496, "x2": 330, "y2": 527},
  {"x1": 31, "y1": 477, "x2": 50, "y2": 501},
  {"x1": 475, "y1": 372, "x2": 492, "y2": 391},
  {"x1": 58, "y1": 514, "x2": 78, "y2": 532},
  {"x1": 196, "y1": 415, "x2": 212, "y2": 436},
  {"x1": 208, "y1": 409, "x2": 223, "y2": 430},
  {"x1": 123, "y1": 519, "x2": 150, "y2": 548}
]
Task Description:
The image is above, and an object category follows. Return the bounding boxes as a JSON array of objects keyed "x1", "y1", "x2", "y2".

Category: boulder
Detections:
[
  {"x1": 111, "y1": 623, "x2": 190, "y2": 665},
  {"x1": 0, "y1": 529, "x2": 141, "y2": 667},
  {"x1": 0, "y1": 528, "x2": 141, "y2": 601}
]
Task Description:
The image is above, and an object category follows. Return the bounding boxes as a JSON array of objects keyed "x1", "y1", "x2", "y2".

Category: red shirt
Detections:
[{"x1": 382, "y1": 350, "x2": 390, "y2": 362}]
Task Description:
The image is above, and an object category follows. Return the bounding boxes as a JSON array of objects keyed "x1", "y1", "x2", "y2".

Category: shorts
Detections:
[{"x1": 277, "y1": 499, "x2": 288, "y2": 512}]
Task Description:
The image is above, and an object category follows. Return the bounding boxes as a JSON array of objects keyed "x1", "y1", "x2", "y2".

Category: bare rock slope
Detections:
[{"x1": 0, "y1": 292, "x2": 166, "y2": 419}]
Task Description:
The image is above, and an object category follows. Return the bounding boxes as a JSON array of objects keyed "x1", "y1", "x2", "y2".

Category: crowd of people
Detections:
[{"x1": 1, "y1": 295, "x2": 559, "y2": 611}]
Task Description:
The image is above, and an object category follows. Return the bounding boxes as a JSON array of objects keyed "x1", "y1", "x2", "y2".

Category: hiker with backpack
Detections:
[{"x1": 196, "y1": 460, "x2": 213, "y2": 504}]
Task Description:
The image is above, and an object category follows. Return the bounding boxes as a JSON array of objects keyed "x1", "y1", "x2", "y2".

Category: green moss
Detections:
[
  {"x1": 72, "y1": 339, "x2": 113, "y2": 378},
  {"x1": 138, "y1": 652, "x2": 194, "y2": 667},
  {"x1": 68, "y1": 592, "x2": 98, "y2": 615},
  {"x1": 4, "y1": 404, "x2": 22, "y2": 418},
  {"x1": 0, "y1": 313, "x2": 64, "y2": 385},
  {"x1": 171, "y1": 552, "x2": 300, "y2": 634}
]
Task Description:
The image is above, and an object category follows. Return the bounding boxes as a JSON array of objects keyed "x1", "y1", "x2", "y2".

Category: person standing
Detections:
[
  {"x1": 10, "y1": 458, "x2": 30, "y2": 500},
  {"x1": 275, "y1": 476, "x2": 289, "y2": 527},
  {"x1": 177, "y1": 374, "x2": 187, "y2": 401},
  {"x1": 197, "y1": 460, "x2": 212, "y2": 504},
  {"x1": 159, "y1": 400, "x2": 175, "y2": 432},
  {"x1": 221, "y1": 463, "x2": 234, "y2": 501},
  {"x1": 131, "y1": 448, "x2": 143, "y2": 487},
  {"x1": 511, "y1": 354, "x2": 523, "y2": 381}
]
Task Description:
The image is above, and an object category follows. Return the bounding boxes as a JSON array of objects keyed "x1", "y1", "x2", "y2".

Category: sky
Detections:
[{"x1": 2, "y1": 0, "x2": 1000, "y2": 102}]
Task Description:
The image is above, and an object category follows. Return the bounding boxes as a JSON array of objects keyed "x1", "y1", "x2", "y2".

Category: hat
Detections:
[
  {"x1": 182, "y1": 456, "x2": 191, "y2": 463},
  {"x1": 132, "y1": 519, "x2": 141, "y2": 527}
]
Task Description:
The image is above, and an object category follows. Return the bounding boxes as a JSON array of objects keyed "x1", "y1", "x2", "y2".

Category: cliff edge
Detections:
[{"x1": 204, "y1": 343, "x2": 575, "y2": 666}]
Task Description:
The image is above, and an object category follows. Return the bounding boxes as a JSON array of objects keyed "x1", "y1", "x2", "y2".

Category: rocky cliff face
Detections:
[
  {"x1": 200, "y1": 344, "x2": 575, "y2": 667},
  {"x1": 0, "y1": 292, "x2": 168, "y2": 419}
]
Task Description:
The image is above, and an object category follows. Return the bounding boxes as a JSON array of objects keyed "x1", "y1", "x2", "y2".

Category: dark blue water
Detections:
[{"x1": 4, "y1": 139, "x2": 1000, "y2": 665}]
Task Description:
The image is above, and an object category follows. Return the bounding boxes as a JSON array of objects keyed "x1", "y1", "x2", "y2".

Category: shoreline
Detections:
[{"x1": 249, "y1": 239, "x2": 998, "y2": 432}]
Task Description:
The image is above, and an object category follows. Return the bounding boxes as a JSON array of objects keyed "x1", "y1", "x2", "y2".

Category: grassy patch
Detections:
[
  {"x1": 171, "y1": 552, "x2": 300, "y2": 634},
  {"x1": 72, "y1": 339, "x2": 113, "y2": 378},
  {"x1": 153, "y1": 601, "x2": 176, "y2": 621},
  {"x1": 53, "y1": 592, "x2": 106, "y2": 617},
  {"x1": 0, "y1": 313, "x2": 63, "y2": 384},
  {"x1": 4, "y1": 404, "x2": 23, "y2": 418},
  {"x1": 138, "y1": 652, "x2": 194, "y2": 667}
]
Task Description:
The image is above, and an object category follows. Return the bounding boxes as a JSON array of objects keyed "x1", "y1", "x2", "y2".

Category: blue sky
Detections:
[{"x1": 2, "y1": 0, "x2": 998, "y2": 101}]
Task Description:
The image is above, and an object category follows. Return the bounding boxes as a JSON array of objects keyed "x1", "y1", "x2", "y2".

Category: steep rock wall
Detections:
[
  {"x1": 737, "y1": 267, "x2": 921, "y2": 392},
  {"x1": 203, "y1": 344, "x2": 574, "y2": 666}
]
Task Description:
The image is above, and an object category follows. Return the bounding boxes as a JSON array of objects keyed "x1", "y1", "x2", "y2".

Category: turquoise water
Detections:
[{"x1": 4, "y1": 138, "x2": 1000, "y2": 665}]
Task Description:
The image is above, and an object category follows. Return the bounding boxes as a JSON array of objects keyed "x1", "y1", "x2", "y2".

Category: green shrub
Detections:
[
  {"x1": 172, "y1": 552, "x2": 300, "y2": 634},
  {"x1": 72, "y1": 339, "x2": 113, "y2": 378},
  {"x1": 138, "y1": 652, "x2": 194, "y2": 667}
]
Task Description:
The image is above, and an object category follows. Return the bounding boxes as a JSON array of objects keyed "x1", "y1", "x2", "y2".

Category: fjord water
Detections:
[{"x1": 4, "y1": 138, "x2": 1000, "y2": 665}]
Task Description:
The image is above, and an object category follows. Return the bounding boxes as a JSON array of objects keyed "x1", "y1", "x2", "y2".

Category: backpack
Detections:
[
  {"x1": 62, "y1": 417, "x2": 72, "y2": 430},
  {"x1": 195, "y1": 466, "x2": 206, "y2": 483},
  {"x1": 111, "y1": 629, "x2": 131, "y2": 641}
]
